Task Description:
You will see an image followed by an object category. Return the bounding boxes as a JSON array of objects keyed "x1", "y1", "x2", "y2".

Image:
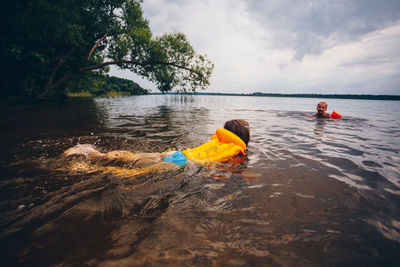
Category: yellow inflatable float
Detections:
[{"x1": 182, "y1": 128, "x2": 246, "y2": 163}]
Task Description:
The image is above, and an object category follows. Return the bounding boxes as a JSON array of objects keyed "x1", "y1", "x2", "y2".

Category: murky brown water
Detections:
[{"x1": 1, "y1": 95, "x2": 399, "y2": 266}]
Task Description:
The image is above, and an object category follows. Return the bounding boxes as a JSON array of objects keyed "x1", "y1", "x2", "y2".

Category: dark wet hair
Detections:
[{"x1": 224, "y1": 119, "x2": 250, "y2": 146}]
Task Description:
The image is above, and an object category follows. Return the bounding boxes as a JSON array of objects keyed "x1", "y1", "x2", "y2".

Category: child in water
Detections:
[
  {"x1": 313, "y1": 101, "x2": 330, "y2": 118},
  {"x1": 64, "y1": 119, "x2": 250, "y2": 176},
  {"x1": 307, "y1": 101, "x2": 342, "y2": 119}
]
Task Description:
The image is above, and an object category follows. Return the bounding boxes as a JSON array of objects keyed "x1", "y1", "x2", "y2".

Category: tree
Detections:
[
  {"x1": 0, "y1": 0, "x2": 213, "y2": 98},
  {"x1": 66, "y1": 73, "x2": 150, "y2": 96}
]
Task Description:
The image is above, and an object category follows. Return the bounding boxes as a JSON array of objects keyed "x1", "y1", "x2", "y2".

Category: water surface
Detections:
[{"x1": 1, "y1": 95, "x2": 399, "y2": 266}]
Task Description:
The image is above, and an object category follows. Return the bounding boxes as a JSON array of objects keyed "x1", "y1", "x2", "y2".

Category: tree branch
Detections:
[
  {"x1": 43, "y1": 49, "x2": 75, "y2": 65},
  {"x1": 39, "y1": 58, "x2": 203, "y2": 98},
  {"x1": 37, "y1": 60, "x2": 69, "y2": 98},
  {"x1": 79, "y1": 59, "x2": 203, "y2": 77},
  {"x1": 37, "y1": 50, "x2": 76, "y2": 98},
  {"x1": 87, "y1": 33, "x2": 108, "y2": 60}
]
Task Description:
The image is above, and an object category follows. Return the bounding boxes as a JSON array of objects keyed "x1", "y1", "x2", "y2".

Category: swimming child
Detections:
[
  {"x1": 306, "y1": 101, "x2": 342, "y2": 119},
  {"x1": 313, "y1": 101, "x2": 330, "y2": 118},
  {"x1": 64, "y1": 119, "x2": 250, "y2": 177}
]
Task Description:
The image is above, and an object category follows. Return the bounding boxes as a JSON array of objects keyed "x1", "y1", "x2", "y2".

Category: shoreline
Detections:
[{"x1": 151, "y1": 92, "x2": 400, "y2": 101}]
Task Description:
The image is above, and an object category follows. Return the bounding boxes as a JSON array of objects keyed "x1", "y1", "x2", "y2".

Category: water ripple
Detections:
[{"x1": 1, "y1": 96, "x2": 400, "y2": 265}]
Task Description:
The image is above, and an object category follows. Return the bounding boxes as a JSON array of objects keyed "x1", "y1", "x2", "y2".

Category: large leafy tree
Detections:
[{"x1": 1, "y1": 0, "x2": 213, "y2": 98}]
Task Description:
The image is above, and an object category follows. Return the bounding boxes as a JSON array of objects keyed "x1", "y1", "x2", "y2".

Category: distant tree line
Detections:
[
  {"x1": 1, "y1": 0, "x2": 213, "y2": 100},
  {"x1": 153, "y1": 92, "x2": 400, "y2": 101},
  {"x1": 250, "y1": 92, "x2": 400, "y2": 101}
]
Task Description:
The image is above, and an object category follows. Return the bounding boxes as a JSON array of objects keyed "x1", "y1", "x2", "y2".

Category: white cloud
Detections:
[
  {"x1": 292, "y1": 24, "x2": 400, "y2": 94},
  {"x1": 110, "y1": 0, "x2": 400, "y2": 95}
]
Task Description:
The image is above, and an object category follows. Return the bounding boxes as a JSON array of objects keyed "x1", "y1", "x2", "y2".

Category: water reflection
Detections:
[
  {"x1": 313, "y1": 118, "x2": 327, "y2": 136},
  {"x1": 0, "y1": 98, "x2": 106, "y2": 139},
  {"x1": 94, "y1": 96, "x2": 212, "y2": 152}
]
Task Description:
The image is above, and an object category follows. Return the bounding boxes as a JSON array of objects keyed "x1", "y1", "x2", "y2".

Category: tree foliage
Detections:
[
  {"x1": 66, "y1": 73, "x2": 150, "y2": 96},
  {"x1": 1, "y1": 0, "x2": 213, "y2": 98}
]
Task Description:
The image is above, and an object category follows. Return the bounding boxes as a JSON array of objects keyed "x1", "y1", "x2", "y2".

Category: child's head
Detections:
[
  {"x1": 316, "y1": 102, "x2": 328, "y2": 113},
  {"x1": 224, "y1": 119, "x2": 250, "y2": 145}
]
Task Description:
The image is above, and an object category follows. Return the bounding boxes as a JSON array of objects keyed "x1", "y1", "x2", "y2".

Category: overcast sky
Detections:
[{"x1": 111, "y1": 0, "x2": 400, "y2": 95}]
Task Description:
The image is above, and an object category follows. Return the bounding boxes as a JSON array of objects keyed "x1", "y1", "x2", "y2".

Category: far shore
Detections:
[
  {"x1": 151, "y1": 92, "x2": 400, "y2": 101},
  {"x1": 2, "y1": 91, "x2": 399, "y2": 107}
]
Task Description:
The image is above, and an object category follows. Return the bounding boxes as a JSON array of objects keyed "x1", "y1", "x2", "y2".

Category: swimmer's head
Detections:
[
  {"x1": 224, "y1": 119, "x2": 250, "y2": 146},
  {"x1": 316, "y1": 102, "x2": 328, "y2": 113}
]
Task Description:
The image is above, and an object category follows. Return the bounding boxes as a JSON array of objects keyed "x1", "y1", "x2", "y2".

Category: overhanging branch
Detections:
[
  {"x1": 87, "y1": 33, "x2": 108, "y2": 60},
  {"x1": 44, "y1": 49, "x2": 75, "y2": 65},
  {"x1": 79, "y1": 59, "x2": 203, "y2": 77},
  {"x1": 39, "y1": 58, "x2": 205, "y2": 98}
]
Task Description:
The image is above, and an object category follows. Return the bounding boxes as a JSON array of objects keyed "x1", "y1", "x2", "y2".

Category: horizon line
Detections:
[{"x1": 149, "y1": 92, "x2": 400, "y2": 100}]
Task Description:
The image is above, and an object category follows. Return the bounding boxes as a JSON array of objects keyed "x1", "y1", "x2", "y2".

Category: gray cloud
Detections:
[
  {"x1": 244, "y1": 0, "x2": 400, "y2": 59},
  {"x1": 340, "y1": 55, "x2": 400, "y2": 68},
  {"x1": 113, "y1": 0, "x2": 400, "y2": 95}
]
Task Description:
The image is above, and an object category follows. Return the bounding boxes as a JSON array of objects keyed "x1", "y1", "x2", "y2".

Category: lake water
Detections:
[{"x1": 1, "y1": 95, "x2": 399, "y2": 266}]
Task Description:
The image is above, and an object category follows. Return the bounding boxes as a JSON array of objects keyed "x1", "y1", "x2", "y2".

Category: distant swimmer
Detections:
[
  {"x1": 314, "y1": 101, "x2": 330, "y2": 118},
  {"x1": 306, "y1": 102, "x2": 342, "y2": 119}
]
